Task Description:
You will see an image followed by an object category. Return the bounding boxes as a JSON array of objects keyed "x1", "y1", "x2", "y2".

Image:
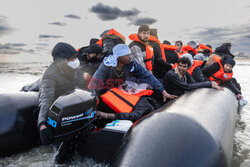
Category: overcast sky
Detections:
[{"x1": 0, "y1": 0, "x2": 250, "y2": 61}]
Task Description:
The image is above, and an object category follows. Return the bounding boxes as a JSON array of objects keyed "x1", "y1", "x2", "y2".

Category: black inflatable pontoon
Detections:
[
  {"x1": 113, "y1": 88, "x2": 238, "y2": 167},
  {"x1": 0, "y1": 88, "x2": 238, "y2": 167}
]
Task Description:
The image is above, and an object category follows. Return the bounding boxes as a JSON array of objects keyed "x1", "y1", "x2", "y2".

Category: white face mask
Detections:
[{"x1": 67, "y1": 58, "x2": 80, "y2": 69}]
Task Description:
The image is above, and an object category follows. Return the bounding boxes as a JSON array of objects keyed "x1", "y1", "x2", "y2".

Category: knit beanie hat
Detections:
[
  {"x1": 224, "y1": 59, "x2": 235, "y2": 67},
  {"x1": 52, "y1": 42, "x2": 77, "y2": 61},
  {"x1": 86, "y1": 44, "x2": 103, "y2": 54}
]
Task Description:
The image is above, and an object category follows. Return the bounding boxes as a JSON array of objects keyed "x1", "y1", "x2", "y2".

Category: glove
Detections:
[{"x1": 39, "y1": 127, "x2": 54, "y2": 145}]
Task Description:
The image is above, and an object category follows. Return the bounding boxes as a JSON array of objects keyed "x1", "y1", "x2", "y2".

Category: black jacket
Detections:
[
  {"x1": 115, "y1": 96, "x2": 160, "y2": 122},
  {"x1": 150, "y1": 41, "x2": 172, "y2": 79},
  {"x1": 191, "y1": 66, "x2": 206, "y2": 82},
  {"x1": 76, "y1": 47, "x2": 103, "y2": 89},
  {"x1": 165, "y1": 50, "x2": 179, "y2": 64},
  {"x1": 163, "y1": 69, "x2": 212, "y2": 96},
  {"x1": 201, "y1": 62, "x2": 241, "y2": 95},
  {"x1": 38, "y1": 60, "x2": 77, "y2": 127}
]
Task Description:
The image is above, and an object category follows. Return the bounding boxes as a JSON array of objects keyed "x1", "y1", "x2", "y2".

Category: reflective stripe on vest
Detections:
[
  {"x1": 129, "y1": 34, "x2": 154, "y2": 72},
  {"x1": 149, "y1": 36, "x2": 166, "y2": 62},
  {"x1": 96, "y1": 28, "x2": 126, "y2": 46},
  {"x1": 208, "y1": 56, "x2": 233, "y2": 84},
  {"x1": 187, "y1": 60, "x2": 204, "y2": 76},
  {"x1": 101, "y1": 87, "x2": 153, "y2": 113}
]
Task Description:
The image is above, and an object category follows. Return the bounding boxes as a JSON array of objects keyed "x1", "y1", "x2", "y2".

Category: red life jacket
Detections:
[
  {"x1": 187, "y1": 60, "x2": 204, "y2": 76},
  {"x1": 208, "y1": 56, "x2": 233, "y2": 84},
  {"x1": 101, "y1": 87, "x2": 153, "y2": 113},
  {"x1": 196, "y1": 44, "x2": 213, "y2": 53},
  {"x1": 148, "y1": 36, "x2": 166, "y2": 62},
  {"x1": 96, "y1": 29, "x2": 126, "y2": 46},
  {"x1": 129, "y1": 34, "x2": 154, "y2": 72},
  {"x1": 181, "y1": 45, "x2": 198, "y2": 55}
]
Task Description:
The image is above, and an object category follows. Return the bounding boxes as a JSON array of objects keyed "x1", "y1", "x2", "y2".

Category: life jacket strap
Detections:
[{"x1": 109, "y1": 90, "x2": 135, "y2": 108}]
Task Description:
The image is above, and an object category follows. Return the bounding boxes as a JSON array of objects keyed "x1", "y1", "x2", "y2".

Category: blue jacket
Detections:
[{"x1": 88, "y1": 60, "x2": 164, "y2": 96}]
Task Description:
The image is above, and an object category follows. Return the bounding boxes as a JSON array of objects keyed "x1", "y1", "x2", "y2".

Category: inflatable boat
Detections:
[{"x1": 0, "y1": 88, "x2": 238, "y2": 167}]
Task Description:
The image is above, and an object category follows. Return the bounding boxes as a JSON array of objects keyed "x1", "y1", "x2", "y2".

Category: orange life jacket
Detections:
[
  {"x1": 101, "y1": 87, "x2": 154, "y2": 113},
  {"x1": 148, "y1": 36, "x2": 166, "y2": 62},
  {"x1": 187, "y1": 60, "x2": 204, "y2": 76},
  {"x1": 96, "y1": 29, "x2": 126, "y2": 46},
  {"x1": 163, "y1": 44, "x2": 178, "y2": 51},
  {"x1": 172, "y1": 63, "x2": 178, "y2": 69},
  {"x1": 129, "y1": 34, "x2": 154, "y2": 72},
  {"x1": 176, "y1": 51, "x2": 184, "y2": 58},
  {"x1": 181, "y1": 45, "x2": 198, "y2": 55},
  {"x1": 196, "y1": 44, "x2": 213, "y2": 53},
  {"x1": 208, "y1": 56, "x2": 233, "y2": 84}
]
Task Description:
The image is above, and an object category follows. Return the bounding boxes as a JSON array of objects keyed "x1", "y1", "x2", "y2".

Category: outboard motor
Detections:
[{"x1": 47, "y1": 89, "x2": 97, "y2": 141}]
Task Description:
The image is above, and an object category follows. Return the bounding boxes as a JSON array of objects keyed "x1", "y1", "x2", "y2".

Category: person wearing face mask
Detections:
[
  {"x1": 163, "y1": 57, "x2": 222, "y2": 100},
  {"x1": 38, "y1": 42, "x2": 80, "y2": 145}
]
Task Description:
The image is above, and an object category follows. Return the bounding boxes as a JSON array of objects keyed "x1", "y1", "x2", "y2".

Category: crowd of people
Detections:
[{"x1": 27, "y1": 25, "x2": 242, "y2": 145}]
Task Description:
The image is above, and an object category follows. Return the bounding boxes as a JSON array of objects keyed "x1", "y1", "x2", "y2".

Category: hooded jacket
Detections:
[{"x1": 213, "y1": 45, "x2": 235, "y2": 59}]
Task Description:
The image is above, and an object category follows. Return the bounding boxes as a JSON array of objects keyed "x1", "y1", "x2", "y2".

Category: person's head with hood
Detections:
[
  {"x1": 85, "y1": 44, "x2": 103, "y2": 60},
  {"x1": 104, "y1": 44, "x2": 131, "y2": 67},
  {"x1": 222, "y1": 43, "x2": 231, "y2": 51},
  {"x1": 138, "y1": 25, "x2": 150, "y2": 43},
  {"x1": 52, "y1": 42, "x2": 79, "y2": 69},
  {"x1": 177, "y1": 56, "x2": 192, "y2": 76},
  {"x1": 187, "y1": 41, "x2": 197, "y2": 49},
  {"x1": 221, "y1": 55, "x2": 235, "y2": 73},
  {"x1": 214, "y1": 45, "x2": 235, "y2": 58}
]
